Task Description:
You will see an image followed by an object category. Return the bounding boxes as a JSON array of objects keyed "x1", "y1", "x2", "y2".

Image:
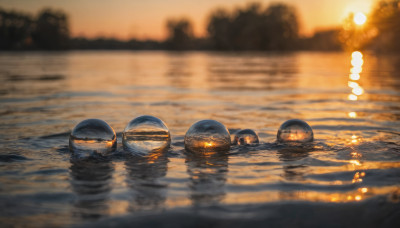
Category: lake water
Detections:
[{"x1": 0, "y1": 51, "x2": 399, "y2": 227}]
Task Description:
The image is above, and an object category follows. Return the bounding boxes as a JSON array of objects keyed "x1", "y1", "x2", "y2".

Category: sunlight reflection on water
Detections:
[{"x1": 0, "y1": 51, "x2": 399, "y2": 227}]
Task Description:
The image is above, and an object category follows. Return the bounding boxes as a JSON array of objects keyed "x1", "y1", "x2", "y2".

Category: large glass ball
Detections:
[
  {"x1": 277, "y1": 119, "x2": 313, "y2": 143},
  {"x1": 184, "y1": 120, "x2": 231, "y2": 152},
  {"x1": 232, "y1": 129, "x2": 259, "y2": 145},
  {"x1": 69, "y1": 119, "x2": 117, "y2": 158},
  {"x1": 122, "y1": 115, "x2": 171, "y2": 155}
]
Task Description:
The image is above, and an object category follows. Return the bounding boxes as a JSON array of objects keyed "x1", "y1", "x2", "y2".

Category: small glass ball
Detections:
[
  {"x1": 277, "y1": 119, "x2": 313, "y2": 143},
  {"x1": 232, "y1": 129, "x2": 259, "y2": 145},
  {"x1": 184, "y1": 120, "x2": 231, "y2": 152},
  {"x1": 69, "y1": 119, "x2": 117, "y2": 157},
  {"x1": 122, "y1": 115, "x2": 171, "y2": 155}
]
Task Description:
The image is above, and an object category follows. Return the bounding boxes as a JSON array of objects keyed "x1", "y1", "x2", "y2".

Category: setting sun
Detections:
[{"x1": 354, "y1": 12, "x2": 367, "y2": 25}]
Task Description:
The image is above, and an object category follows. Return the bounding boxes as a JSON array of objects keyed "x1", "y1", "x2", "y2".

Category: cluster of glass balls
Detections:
[
  {"x1": 69, "y1": 116, "x2": 313, "y2": 158},
  {"x1": 69, "y1": 115, "x2": 171, "y2": 158}
]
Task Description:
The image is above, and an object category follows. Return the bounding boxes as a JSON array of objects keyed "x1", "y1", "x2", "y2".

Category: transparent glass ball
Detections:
[
  {"x1": 69, "y1": 119, "x2": 117, "y2": 157},
  {"x1": 232, "y1": 129, "x2": 259, "y2": 145},
  {"x1": 277, "y1": 119, "x2": 313, "y2": 143},
  {"x1": 184, "y1": 120, "x2": 231, "y2": 152},
  {"x1": 122, "y1": 115, "x2": 171, "y2": 155}
]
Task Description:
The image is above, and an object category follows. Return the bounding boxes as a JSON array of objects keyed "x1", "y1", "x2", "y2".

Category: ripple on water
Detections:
[
  {"x1": 1, "y1": 52, "x2": 400, "y2": 227},
  {"x1": 0, "y1": 154, "x2": 28, "y2": 162}
]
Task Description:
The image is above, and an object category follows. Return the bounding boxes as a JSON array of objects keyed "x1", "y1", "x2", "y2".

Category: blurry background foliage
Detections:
[{"x1": 0, "y1": 0, "x2": 399, "y2": 52}]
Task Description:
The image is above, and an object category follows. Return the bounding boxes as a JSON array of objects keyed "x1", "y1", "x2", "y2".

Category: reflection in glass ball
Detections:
[
  {"x1": 277, "y1": 119, "x2": 313, "y2": 143},
  {"x1": 232, "y1": 129, "x2": 259, "y2": 145},
  {"x1": 69, "y1": 119, "x2": 117, "y2": 158},
  {"x1": 122, "y1": 115, "x2": 171, "y2": 155},
  {"x1": 184, "y1": 120, "x2": 231, "y2": 152}
]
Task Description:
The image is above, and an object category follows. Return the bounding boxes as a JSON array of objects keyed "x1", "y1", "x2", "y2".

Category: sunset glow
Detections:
[
  {"x1": 348, "y1": 51, "x2": 364, "y2": 102},
  {"x1": 351, "y1": 51, "x2": 363, "y2": 59},
  {"x1": 348, "y1": 81, "x2": 359, "y2": 88},
  {"x1": 204, "y1": 142, "x2": 213, "y2": 147},
  {"x1": 348, "y1": 94, "x2": 358, "y2": 101},
  {"x1": 354, "y1": 12, "x2": 367, "y2": 25},
  {"x1": 349, "y1": 73, "x2": 360, "y2": 80},
  {"x1": 352, "y1": 87, "x2": 364, "y2": 96},
  {"x1": 348, "y1": 112, "x2": 357, "y2": 118},
  {"x1": 0, "y1": 0, "x2": 374, "y2": 40}
]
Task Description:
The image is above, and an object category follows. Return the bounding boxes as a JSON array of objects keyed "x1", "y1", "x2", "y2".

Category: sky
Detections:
[{"x1": 0, "y1": 0, "x2": 374, "y2": 40}]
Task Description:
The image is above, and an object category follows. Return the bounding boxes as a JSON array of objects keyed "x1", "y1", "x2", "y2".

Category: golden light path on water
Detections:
[
  {"x1": 347, "y1": 51, "x2": 364, "y2": 102},
  {"x1": 345, "y1": 50, "x2": 368, "y2": 203}
]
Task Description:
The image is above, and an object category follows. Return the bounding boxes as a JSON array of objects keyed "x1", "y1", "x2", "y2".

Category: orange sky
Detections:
[{"x1": 0, "y1": 0, "x2": 374, "y2": 40}]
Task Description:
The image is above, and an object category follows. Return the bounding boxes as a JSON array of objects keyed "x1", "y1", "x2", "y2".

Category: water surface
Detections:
[{"x1": 0, "y1": 51, "x2": 399, "y2": 227}]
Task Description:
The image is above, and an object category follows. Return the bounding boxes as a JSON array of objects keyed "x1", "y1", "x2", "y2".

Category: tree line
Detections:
[
  {"x1": 1, "y1": 1, "x2": 399, "y2": 52},
  {"x1": 0, "y1": 8, "x2": 69, "y2": 50}
]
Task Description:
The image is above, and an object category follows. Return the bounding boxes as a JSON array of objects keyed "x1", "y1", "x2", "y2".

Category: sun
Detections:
[{"x1": 354, "y1": 12, "x2": 367, "y2": 25}]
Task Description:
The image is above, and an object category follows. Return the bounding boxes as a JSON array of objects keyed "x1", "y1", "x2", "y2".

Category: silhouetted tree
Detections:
[
  {"x1": 338, "y1": 0, "x2": 400, "y2": 52},
  {"x1": 298, "y1": 28, "x2": 341, "y2": 51},
  {"x1": 230, "y1": 3, "x2": 265, "y2": 50},
  {"x1": 338, "y1": 13, "x2": 374, "y2": 51},
  {"x1": 0, "y1": 8, "x2": 33, "y2": 49},
  {"x1": 206, "y1": 2, "x2": 299, "y2": 51},
  {"x1": 207, "y1": 8, "x2": 232, "y2": 50},
  {"x1": 69, "y1": 37, "x2": 165, "y2": 50},
  {"x1": 165, "y1": 18, "x2": 194, "y2": 50},
  {"x1": 369, "y1": 0, "x2": 400, "y2": 52},
  {"x1": 263, "y1": 3, "x2": 299, "y2": 50},
  {"x1": 32, "y1": 8, "x2": 69, "y2": 50}
]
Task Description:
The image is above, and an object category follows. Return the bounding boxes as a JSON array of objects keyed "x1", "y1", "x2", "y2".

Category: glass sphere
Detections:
[
  {"x1": 184, "y1": 120, "x2": 231, "y2": 152},
  {"x1": 277, "y1": 119, "x2": 313, "y2": 143},
  {"x1": 232, "y1": 129, "x2": 259, "y2": 145},
  {"x1": 122, "y1": 115, "x2": 171, "y2": 155},
  {"x1": 69, "y1": 119, "x2": 117, "y2": 157}
]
